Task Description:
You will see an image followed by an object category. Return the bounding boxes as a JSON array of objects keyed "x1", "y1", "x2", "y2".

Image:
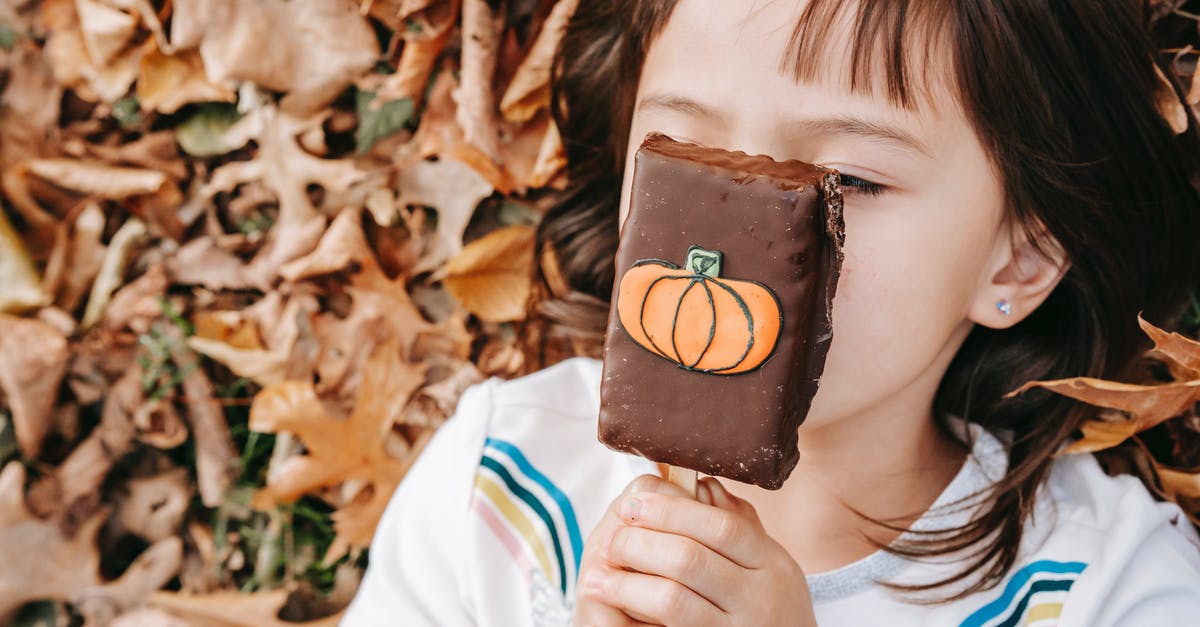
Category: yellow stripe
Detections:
[
  {"x1": 1024, "y1": 602, "x2": 1064, "y2": 624},
  {"x1": 475, "y1": 473, "x2": 555, "y2": 579}
]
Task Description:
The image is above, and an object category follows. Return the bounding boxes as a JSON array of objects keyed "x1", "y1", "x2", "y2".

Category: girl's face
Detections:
[{"x1": 618, "y1": 0, "x2": 1037, "y2": 430}]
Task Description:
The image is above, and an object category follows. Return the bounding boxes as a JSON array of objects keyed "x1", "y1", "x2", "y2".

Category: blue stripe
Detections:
[
  {"x1": 959, "y1": 560, "x2": 1087, "y2": 627},
  {"x1": 485, "y1": 438, "x2": 585, "y2": 584},
  {"x1": 994, "y1": 578, "x2": 1076, "y2": 627},
  {"x1": 479, "y1": 455, "x2": 569, "y2": 594}
]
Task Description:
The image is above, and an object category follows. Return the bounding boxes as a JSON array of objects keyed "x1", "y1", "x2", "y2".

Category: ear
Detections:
[{"x1": 968, "y1": 225, "x2": 1070, "y2": 329}]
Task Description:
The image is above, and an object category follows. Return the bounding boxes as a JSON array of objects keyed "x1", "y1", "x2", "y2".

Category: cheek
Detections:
[{"x1": 809, "y1": 194, "x2": 998, "y2": 420}]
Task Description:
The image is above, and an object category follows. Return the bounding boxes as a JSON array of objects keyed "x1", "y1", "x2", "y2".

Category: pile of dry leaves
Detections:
[
  {"x1": 0, "y1": 0, "x2": 577, "y2": 623},
  {"x1": 1, "y1": 0, "x2": 1199, "y2": 625}
]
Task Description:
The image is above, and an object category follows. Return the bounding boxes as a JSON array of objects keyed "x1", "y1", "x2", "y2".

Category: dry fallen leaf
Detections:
[
  {"x1": 455, "y1": 0, "x2": 503, "y2": 161},
  {"x1": 80, "y1": 217, "x2": 147, "y2": 329},
  {"x1": 0, "y1": 314, "x2": 69, "y2": 458},
  {"x1": 170, "y1": 0, "x2": 379, "y2": 117},
  {"x1": 249, "y1": 339, "x2": 425, "y2": 562},
  {"x1": 112, "y1": 467, "x2": 193, "y2": 542},
  {"x1": 1013, "y1": 316, "x2": 1200, "y2": 455},
  {"x1": 0, "y1": 462, "x2": 182, "y2": 620},
  {"x1": 499, "y1": 0, "x2": 580, "y2": 123},
  {"x1": 150, "y1": 588, "x2": 343, "y2": 627},
  {"x1": 40, "y1": 0, "x2": 144, "y2": 102},
  {"x1": 438, "y1": 224, "x2": 535, "y2": 322},
  {"x1": 137, "y1": 41, "x2": 236, "y2": 114},
  {"x1": 397, "y1": 157, "x2": 495, "y2": 274},
  {"x1": 1154, "y1": 61, "x2": 1190, "y2": 135},
  {"x1": 188, "y1": 292, "x2": 315, "y2": 387},
  {"x1": 41, "y1": 201, "x2": 107, "y2": 313},
  {"x1": 0, "y1": 205, "x2": 50, "y2": 313}
]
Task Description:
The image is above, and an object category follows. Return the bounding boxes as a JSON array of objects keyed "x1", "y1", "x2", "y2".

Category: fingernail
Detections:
[
  {"x1": 583, "y1": 568, "x2": 608, "y2": 595},
  {"x1": 620, "y1": 497, "x2": 642, "y2": 521}
]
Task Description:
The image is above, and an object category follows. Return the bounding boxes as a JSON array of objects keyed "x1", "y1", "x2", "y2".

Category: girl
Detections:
[{"x1": 344, "y1": 0, "x2": 1200, "y2": 625}]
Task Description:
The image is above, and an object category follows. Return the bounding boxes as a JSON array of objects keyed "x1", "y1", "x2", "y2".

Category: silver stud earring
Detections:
[{"x1": 996, "y1": 299, "x2": 1012, "y2": 316}]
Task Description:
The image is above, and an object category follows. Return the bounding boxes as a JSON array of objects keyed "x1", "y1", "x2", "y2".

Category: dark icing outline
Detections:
[{"x1": 618, "y1": 246, "x2": 785, "y2": 376}]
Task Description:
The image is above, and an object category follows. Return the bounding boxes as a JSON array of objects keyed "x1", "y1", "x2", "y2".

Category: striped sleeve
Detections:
[
  {"x1": 471, "y1": 437, "x2": 585, "y2": 600},
  {"x1": 958, "y1": 560, "x2": 1088, "y2": 627}
]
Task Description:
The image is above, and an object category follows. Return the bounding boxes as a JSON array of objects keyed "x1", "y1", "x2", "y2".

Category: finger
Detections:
[
  {"x1": 700, "y1": 477, "x2": 751, "y2": 515},
  {"x1": 606, "y1": 525, "x2": 741, "y2": 611},
  {"x1": 604, "y1": 474, "x2": 694, "y2": 521},
  {"x1": 575, "y1": 563, "x2": 646, "y2": 626},
  {"x1": 696, "y1": 480, "x2": 714, "y2": 506},
  {"x1": 616, "y1": 490, "x2": 768, "y2": 568},
  {"x1": 628, "y1": 474, "x2": 694, "y2": 500},
  {"x1": 584, "y1": 565, "x2": 724, "y2": 626}
]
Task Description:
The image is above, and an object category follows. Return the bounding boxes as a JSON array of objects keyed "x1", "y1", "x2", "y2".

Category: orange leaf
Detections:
[
  {"x1": 438, "y1": 225, "x2": 535, "y2": 322},
  {"x1": 248, "y1": 339, "x2": 426, "y2": 560},
  {"x1": 1157, "y1": 466, "x2": 1200, "y2": 501},
  {"x1": 1139, "y1": 314, "x2": 1200, "y2": 380},
  {"x1": 150, "y1": 588, "x2": 342, "y2": 627},
  {"x1": 1014, "y1": 317, "x2": 1200, "y2": 454}
]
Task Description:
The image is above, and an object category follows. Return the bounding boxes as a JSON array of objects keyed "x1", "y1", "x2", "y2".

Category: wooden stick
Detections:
[{"x1": 667, "y1": 465, "x2": 698, "y2": 499}]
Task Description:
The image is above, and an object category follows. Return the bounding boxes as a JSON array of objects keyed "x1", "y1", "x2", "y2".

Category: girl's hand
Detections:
[{"x1": 574, "y1": 474, "x2": 818, "y2": 626}]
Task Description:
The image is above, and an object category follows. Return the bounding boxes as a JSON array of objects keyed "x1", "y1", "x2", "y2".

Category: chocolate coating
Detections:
[{"x1": 598, "y1": 133, "x2": 845, "y2": 490}]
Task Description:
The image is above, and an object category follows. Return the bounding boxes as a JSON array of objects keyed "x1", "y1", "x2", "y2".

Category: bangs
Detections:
[{"x1": 784, "y1": 0, "x2": 959, "y2": 111}]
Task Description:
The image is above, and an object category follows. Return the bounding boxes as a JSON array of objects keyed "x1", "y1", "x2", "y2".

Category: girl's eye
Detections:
[{"x1": 838, "y1": 173, "x2": 886, "y2": 196}]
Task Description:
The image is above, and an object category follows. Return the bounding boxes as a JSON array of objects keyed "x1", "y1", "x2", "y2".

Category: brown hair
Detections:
[{"x1": 522, "y1": 0, "x2": 1200, "y2": 600}]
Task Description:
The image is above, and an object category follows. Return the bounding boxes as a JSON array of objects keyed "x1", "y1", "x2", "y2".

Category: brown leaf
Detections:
[
  {"x1": 171, "y1": 0, "x2": 379, "y2": 117},
  {"x1": 100, "y1": 263, "x2": 170, "y2": 335},
  {"x1": 165, "y1": 328, "x2": 239, "y2": 508},
  {"x1": 1139, "y1": 314, "x2": 1200, "y2": 380},
  {"x1": 310, "y1": 266, "x2": 432, "y2": 403},
  {"x1": 164, "y1": 236, "x2": 255, "y2": 291},
  {"x1": 1189, "y1": 64, "x2": 1200, "y2": 110},
  {"x1": 400, "y1": 360, "x2": 484, "y2": 427},
  {"x1": 80, "y1": 217, "x2": 146, "y2": 329},
  {"x1": 377, "y1": 0, "x2": 461, "y2": 41},
  {"x1": 455, "y1": 0, "x2": 503, "y2": 161},
  {"x1": 1158, "y1": 465, "x2": 1200, "y2": 502},
  {"x1": 438, "y1": 224, "x2": 535, "y2": 322},
  {"x1": 376, "y1": 6, "x2": 457, "y2": 106},
  {"x1": 29, "y1": 366, "x2": 143, "y2": 516},
  {"x1": 40, "y1": 0, "x2": 144, "y2": 102},
  {"x1": 0, "y1": 203, "x2": 50, "y2": 313},
  {"x1": 0, "y1": 462, "x2": 182, "y2": 619},
  {"x1": 41, "y1": 201, "x2": 107, "y2": 313},
  {"x1": 112, "y1": 467, "x2": 192, "y2": 542},
  {"x1": 397, "y1": 157, "x2": 495, "y2": 274},
  {"x1": 279, "y1": 208, "x2": 375, "y2": 282},
  {"x1": 188, "y1": 291, "x2": 315, "y2": 387},
  {"x1": 24, "y1": 158, "x2": 172, "y2": 198},
  {"x1": 75, "y1": 0, "x2": 138, "y2": 66},
  {"x1": 1153, "y1": 61, "x2": 1189, "y2": 135},
  {"x1": 131, "y1": 397, "x2": 189, "y2": 449},
  {"x1": 109, "y1": 607, "x2": 193, "y2": 627},
  {"x1": 1012, "y1": 377, "x2": 1200, "y2": 454},
  {"x1": 150, "y1": 588, "x2": 343, "y2": 627},
  {"x1": 233, "y1": 107, "x2": 366, "y2": 284},
  {"x1": 499, "y1": 0, "x2": 580, "y2": 123},
  {"x1": 249, "y1": 339, "x2": 426, "y2": 561},
  {"x1": 137, "y1": 41, "x2": 236, "y2": 114},
  {"x1": 76, "y1": 132, "x2": 188, "y2": 180},
  {"x1": 0, "y1": 314, "x2": 69, "y2": 458}
]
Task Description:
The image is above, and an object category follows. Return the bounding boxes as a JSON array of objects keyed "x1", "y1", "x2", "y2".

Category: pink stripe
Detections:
[{"x1": 472, "y1": 498, "x2": 534, "y2": 583}]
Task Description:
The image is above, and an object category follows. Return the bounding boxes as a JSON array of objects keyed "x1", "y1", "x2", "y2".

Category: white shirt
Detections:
[{"x1": 342, "y1": 356, "x2": 1200, "y2": 626}]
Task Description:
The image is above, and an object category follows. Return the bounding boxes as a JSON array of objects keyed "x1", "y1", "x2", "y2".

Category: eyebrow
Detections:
[{"x1": 636, "y1": 94, "x2": 933, "y2": 158}]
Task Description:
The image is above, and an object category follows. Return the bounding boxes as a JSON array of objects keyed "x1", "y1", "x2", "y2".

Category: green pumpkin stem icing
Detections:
[{"x1": 685, "y1": 245, "x2": 723, "y2": 278}]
